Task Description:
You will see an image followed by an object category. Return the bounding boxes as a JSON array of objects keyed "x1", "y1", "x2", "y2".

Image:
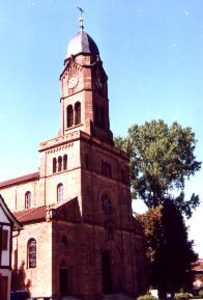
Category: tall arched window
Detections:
[
  {"x1": 58, "y1": 156, "x2": 62, "y2": 172},
  {"x1": 25, "y1": 191, "x2": 31, "y2": 209},
  {"x1": 53, "y1": 157, "x2": 57, "y2": 173},
  {"x1": 67, "y1": 105, "x2": 73, "y2": 127},
  {"x1": 63, "y1": 154, "x2": 68, "y2": 170},
  {"x1": 94, "y1": 104, "x2": 105, "y2": 128},
  {"x1": 75, "y1": 102, "x2": 81, "y2": 125},
  {"x1": 57, "y1": 183, "x2": 64, "y2": 202},
  {"x1": 27, "y1": 238, "x2": 36, "y2": 268}
]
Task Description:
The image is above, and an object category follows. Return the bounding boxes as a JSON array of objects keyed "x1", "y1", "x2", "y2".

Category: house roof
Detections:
[
  {"x1": 0, "y1": 195, "x2": 22, "y2": 230},
  {"x1": 13, "y1": 197, "x2": 81, "y2": 224},
  {"x1": 0, "y1": 172, "x2": 39, "y2": 189},
  {"x1": 13, "y1": 205, "x2": 47, "y2": 223},
  {"x1": 192, "y1": 259, "x2": 203, "y2": 273}
]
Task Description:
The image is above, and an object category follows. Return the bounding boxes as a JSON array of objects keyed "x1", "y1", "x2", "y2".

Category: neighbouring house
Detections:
[
  {"x1": 192, "y1": 259, "x2": 203, "y2": 292},
  {"x1": 0, "y1": 195, "x2": 22, "y2": 300}
]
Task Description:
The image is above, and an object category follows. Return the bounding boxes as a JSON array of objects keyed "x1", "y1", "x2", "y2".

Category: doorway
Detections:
[
  {"x1": 0, "y1": 276, "x2": 8, "y2": 300},
  {"x1": 59, "y1": 268, "x2": 71, "y2": 296},
  {"x1": 102, "y1": 251, "x2": 112, "y2": 294}
]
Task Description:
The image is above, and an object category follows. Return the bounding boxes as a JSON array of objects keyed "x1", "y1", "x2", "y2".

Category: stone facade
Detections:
[{"x1": 0, "y1": 26, "x2": 147, "y2": 300}]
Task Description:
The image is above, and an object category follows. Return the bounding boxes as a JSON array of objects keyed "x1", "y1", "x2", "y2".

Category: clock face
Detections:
[{"x1": 67, "y1": 76, "x2": 78, "y2": 88}]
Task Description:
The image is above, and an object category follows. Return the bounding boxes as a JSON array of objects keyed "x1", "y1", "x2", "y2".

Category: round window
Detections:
[{"x1": 101, "y1": 194, "x2": 114, "y2": 215}]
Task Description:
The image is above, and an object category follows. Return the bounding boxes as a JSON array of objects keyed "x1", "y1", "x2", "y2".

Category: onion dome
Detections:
[
  {"x1": 66, "y1": 30, "x2": 100, "y2": 58},
  {"x1": 66, "y1": 7, "x2": 100, "y2": 59}
]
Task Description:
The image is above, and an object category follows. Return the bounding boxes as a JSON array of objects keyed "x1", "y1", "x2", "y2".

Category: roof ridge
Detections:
[{"x1": 0, "y1": 172, "x2": 39, "y2": 188}]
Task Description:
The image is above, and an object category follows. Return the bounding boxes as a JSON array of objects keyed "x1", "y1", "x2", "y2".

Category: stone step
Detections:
[
  {"x1": 62, "y1": 297, "x2": 83, "y2": 300},
  {"x1": 103, "y1": 294, "x2": 135, "y2": 300},
  {"x1": 61, "y1": 294, "x2": 134, "y2": 300}
]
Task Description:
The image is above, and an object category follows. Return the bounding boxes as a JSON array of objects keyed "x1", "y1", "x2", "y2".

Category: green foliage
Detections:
[
  {"x1": 137, "y1": 294, "x2": 158, "y2": 300},
  {"x1": 136, "y1": 200, "x2": 197, "y2": 296},
  {"x1": 114, "y1": 119, "x2": 201, "y2": 218},
  {"x1": 198, "y1": 290, "x2": 203, "y2": 298},
  {"x1": 115, "y1": 120, "x2": 201, "y2": 296},
  {"x1": 174, "y1": 292, "x2": 193, "y2": 300}
]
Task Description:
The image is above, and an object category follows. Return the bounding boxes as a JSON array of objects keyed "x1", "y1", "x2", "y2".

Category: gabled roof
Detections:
[{"x1": 0, "y1": 195, "x2": 22, "y2": 230}]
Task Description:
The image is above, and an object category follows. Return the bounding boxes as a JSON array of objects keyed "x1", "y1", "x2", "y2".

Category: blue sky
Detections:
[{"x1": 0, "y1": 1, "x2": 202, "y2": 255}]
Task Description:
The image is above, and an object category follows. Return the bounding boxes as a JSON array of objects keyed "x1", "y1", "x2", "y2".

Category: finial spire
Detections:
[{"x1": 78, "y1": 6, "x2": 84, "y2": 31}]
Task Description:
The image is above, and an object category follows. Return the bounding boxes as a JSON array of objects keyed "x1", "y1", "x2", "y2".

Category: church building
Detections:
[{"x1": 0, "y1": 14, "x2": 147, "y2": 300}]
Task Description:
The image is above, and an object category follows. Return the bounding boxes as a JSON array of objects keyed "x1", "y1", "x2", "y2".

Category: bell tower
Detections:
[
  {"x1": 0, "y1": 9, "x2": 148, "y2": 300},
  {"x1": 59, "y1": 14, "x2": 113, "y2": 144}
]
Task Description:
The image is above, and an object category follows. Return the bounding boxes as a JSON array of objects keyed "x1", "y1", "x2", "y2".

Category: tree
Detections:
[
  {"x1": 114, "y1": 119, "x2": 201, "y2": 218},
  {"x1": 115, "y1": 120, "x2": 201, "y2": 295},
  {"x1": 137, "y1": 200, "x2": 197, "y2": 297}
]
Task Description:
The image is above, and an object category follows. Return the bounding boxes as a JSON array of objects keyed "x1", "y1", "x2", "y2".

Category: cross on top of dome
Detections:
[
  {"x1": 78, "y1": 6, "x2": 84, "y2": 31},
  {"x1": 65, "y1": 7, "x2": 100, "y2": 59}
]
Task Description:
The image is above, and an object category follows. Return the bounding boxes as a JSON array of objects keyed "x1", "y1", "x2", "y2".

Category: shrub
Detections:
[
  {"x1": 137, "y1": 294, "x2": 158, "y2": 300},
  {"x1": 174, "y1": 292, "x2": 193, "y2": 300}
]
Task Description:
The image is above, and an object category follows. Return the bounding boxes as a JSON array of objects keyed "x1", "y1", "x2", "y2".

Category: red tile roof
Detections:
[
  {"x1": 13, "y1": 198, "x2": 80, "y2": 224},
  {"x1": 14, "y1": 205, "x2": 47, "y2": 223},
  {"x1": 0, "y1": 172, "x2": 39, "y2": 189},
  {"x1": 192, "y1": 259, "x2": 203, "y2": 272}
]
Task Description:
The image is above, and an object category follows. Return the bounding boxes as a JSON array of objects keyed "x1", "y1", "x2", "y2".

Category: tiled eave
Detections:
[
  {"x1": 0, "y1": 172, "x2": 39, "y2": 189},
  {"x1": 13, "y1": 205, "x2": 47, "y2": 224}
]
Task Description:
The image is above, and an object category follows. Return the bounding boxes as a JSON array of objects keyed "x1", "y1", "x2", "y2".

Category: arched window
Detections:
[
  {"x1": 75, "y1": 102, "x2": 81, "y2": 125},
  {"x1": 101, "y1": 161, "x2": 112, "y2": 177},
  {"x1": 57, "y1": 183, "x2": 64, "y2": 202},
  {"x1": 67, "y1": 105, "x2": 73, "y2": 127},
  {"x1": 53, "y1": 157, "x2": 57, "y2": 173},
  {"x1": 25, "y1": 191, "x2": 31, "y2": 209},
  {"x1": 63, "y1": 154, "x2": 68, "y2": 170},
  {"x1": 58, "y1": 156, "x2": 62, "y2": 172},
  {"x1": 61, "y1": 235, "x2": 68, "y2": 246},
  {"x1": 27, "y1": 238, "x2": 36, "y2": 268},
  {"x1": 94, "y1": 104, "x2": 105, "y2": 128}
]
